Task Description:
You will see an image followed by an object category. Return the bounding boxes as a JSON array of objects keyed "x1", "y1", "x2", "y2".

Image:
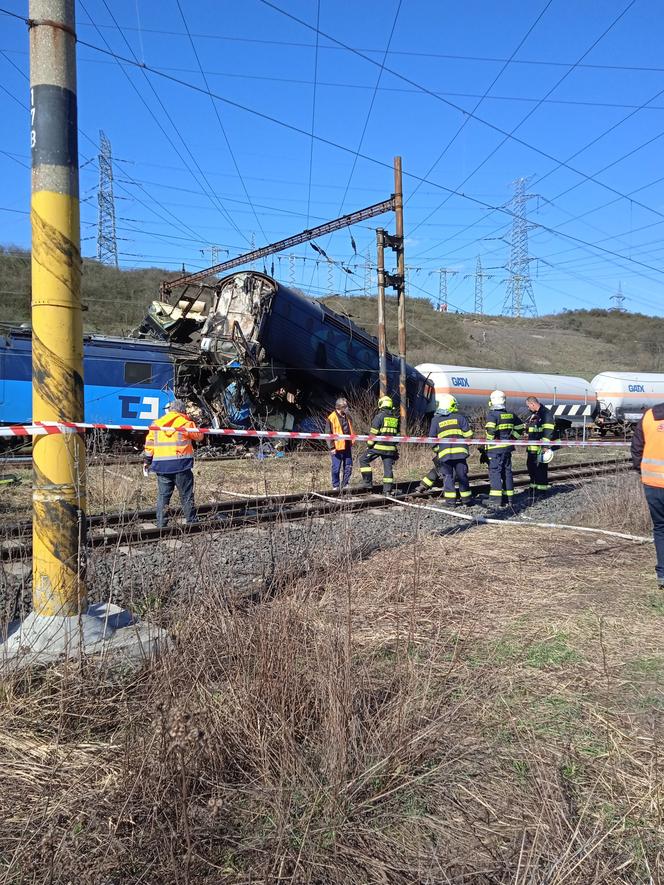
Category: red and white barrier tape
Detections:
[{"x1": 0, "y1": 421, "x2": 630, "y2": 447}]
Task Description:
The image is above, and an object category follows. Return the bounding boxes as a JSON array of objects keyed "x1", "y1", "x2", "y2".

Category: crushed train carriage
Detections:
[{"x1": 134, "y1": 271, "x2": 434, "y2": 431}]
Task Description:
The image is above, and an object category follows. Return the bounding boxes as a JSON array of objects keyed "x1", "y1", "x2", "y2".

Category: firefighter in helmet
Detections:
[
  {"x1": 483, "y1": 389, "x2": 525, "y2": 506},
  {"x1": 359, "y1": 394, "x2": 400, "y2": 495},
  {"x1": 417, "y1": 393, "x2": 474, "y2": 503}
]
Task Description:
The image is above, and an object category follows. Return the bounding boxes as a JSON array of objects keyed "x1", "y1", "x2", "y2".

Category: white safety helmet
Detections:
[
  {"x1": 437, "y1": 393, "x2": 458, "y2": 413},
  {"x1": 538, "y1": 449, "x2": 554, "y2": 464},
  {"x1": 489, "y1": 389, "x2": 506, "y2": 409}
]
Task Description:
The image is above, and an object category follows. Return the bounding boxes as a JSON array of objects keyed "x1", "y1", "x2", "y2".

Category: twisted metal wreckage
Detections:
[{"x1": 133, "y1": 269, "x2": 433, "y2": 435}]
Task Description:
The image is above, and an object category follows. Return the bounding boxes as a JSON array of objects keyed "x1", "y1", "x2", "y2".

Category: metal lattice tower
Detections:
[
  {"x1": 96, "y1": 130, "x2": 118, "y2": 267},
  {"x1": 610, "y1": 281, "x2": 626, "y2": 311},
  {"x1": 465, "y1": 256, "x2": 493, "y2": 315},
  {"x1": 503, "y1": 177, "x2": 538, "y2": 317},
  {"x1": 430, "y1": 267, "x2": 457, "y2": 312}
]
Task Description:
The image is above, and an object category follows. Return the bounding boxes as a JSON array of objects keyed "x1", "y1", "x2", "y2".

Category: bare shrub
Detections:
[
  {"x1": 1, "y1": 524, "x2": 663, "y2": 883},
  {"x1": 573, "y1": 470, "x2": 652, "y2": 536}
]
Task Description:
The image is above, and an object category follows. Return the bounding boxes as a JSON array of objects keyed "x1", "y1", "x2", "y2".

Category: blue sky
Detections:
[{"x1": 1, "y1": 0, "x2": 664, "y2": 316}]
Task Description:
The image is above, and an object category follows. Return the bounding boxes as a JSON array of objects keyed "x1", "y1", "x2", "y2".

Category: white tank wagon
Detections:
[
  {"x1": 592, "y1": 372, "x2": 664, "y2": 424},
  {"x1": 416, "y1": 364, "x2": 597, "y2": 424}
]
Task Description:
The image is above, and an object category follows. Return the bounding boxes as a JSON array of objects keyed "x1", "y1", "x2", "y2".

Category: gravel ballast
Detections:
[{"x1": 0, "y1": 479, "x2": 636, "y2": 624}]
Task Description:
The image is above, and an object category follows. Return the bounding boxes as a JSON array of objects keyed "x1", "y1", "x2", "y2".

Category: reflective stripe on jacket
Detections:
[
  {"x1": 327, "y1": 410, "x2": 354, "y2": 452},
  {"x1": 526, "y1": 404, "x2": 556, "y2": 452},
  {"x1": 144, "y1": 410, "x2": 204, "y2": 474},
  {"x1": 485, "y1": 409, "x2": 525, "y2": 452},
  {"x1": 639, "y1": 408, "x2": 664, "y2": 488},
  {"x1": 367, "y1": 408, "x2": 400, "y2": 453},
  {"x1": 430, "y1": 411, "x2": 473, "y2": 461}
]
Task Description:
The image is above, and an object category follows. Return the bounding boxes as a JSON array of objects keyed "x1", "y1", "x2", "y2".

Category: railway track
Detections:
[
  {"x1": 0, "y1": 451, "x2": 284, "y2": 469},
  {"x1": 0, "y1": 458, "x2": 630, "y2": 562}
]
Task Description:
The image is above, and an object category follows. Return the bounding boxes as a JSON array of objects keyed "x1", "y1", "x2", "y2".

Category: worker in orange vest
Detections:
[
  {"x1": 632, "y1": 403, "x2": 664, "y2": 590},
  {"x1": 143, "y1": 399, "x2": 204, "y2": 528},
  {"x1": 325, "y1": 397, "x2": 354, "y2": 492}
]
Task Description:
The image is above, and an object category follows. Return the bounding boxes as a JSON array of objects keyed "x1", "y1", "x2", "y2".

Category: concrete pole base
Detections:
[{"x1": 1, "y1": 602, "x2": 168, "y2": 671}]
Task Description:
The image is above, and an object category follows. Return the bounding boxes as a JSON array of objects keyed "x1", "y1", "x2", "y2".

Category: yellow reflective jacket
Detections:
[{"x1": 144, "y1": 410, "x2": 204, "y2": 474}]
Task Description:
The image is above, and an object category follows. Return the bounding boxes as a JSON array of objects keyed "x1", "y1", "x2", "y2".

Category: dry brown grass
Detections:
[
  {"x1": 0, "y1": 442, "x2": 630, "y2": 522},
  {"x1": 1, "y1": 522, "x2": 663, "y2": 883},
  {"x1": 570, "y1": 471, "x2": 652, "y2": 536}
]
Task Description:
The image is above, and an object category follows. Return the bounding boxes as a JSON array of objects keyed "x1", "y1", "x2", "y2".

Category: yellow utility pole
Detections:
[
  {"x1": 30, "y1": 0, "x2": 86, "y2": 617},
  {"x1": 3, "y1": 3, "x2": 165, "y2": 661}
]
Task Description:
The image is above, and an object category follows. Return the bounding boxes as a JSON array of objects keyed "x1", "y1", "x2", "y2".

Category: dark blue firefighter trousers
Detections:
[
  {"x1": 437, "y1": 458, "x2": 470, "y2": 498},
  {"x1": 488, "y1": 450, "x2": 514, "y2": 497},
  {"x1": 644, "y1": 484, "x2": 664, "y2": 582},
  {"x1": 156, "y1": 469, "x2": 196, "y2": 528},
  {"x1": 330, "y1": 449, "x2": 353, "y2": 489}
]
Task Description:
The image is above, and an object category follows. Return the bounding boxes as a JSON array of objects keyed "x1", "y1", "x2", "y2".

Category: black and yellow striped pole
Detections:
[{"x1": 29, "y1": 0, "x2": 86, "y2": 617}]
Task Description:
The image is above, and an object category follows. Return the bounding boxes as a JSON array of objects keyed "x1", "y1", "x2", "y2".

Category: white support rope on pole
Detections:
[{"x1": 388, "y1": 495, "x2": 651, "y2": 543}]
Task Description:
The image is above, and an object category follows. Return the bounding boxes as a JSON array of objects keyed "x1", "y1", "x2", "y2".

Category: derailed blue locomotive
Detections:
[
  {"x1": 0, "y1": 327, "x2": 185, "y2": 446},
  {"x1": 137, "y1": 271, "x2": 433, "y2": 429}
]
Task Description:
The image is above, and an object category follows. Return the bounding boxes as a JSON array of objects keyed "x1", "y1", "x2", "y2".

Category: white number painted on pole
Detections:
[
  {"x1": 138, "y1": 397, "x2": 160, "y2": 420},
  {"x1": 30, "y1": 88, "x2": 36, "y2": 149}
]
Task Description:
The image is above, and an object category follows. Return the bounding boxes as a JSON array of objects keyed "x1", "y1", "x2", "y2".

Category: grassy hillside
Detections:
[
  {"x1": 323, "y1": 296, "x2": 664, "y2": 377},
  {"x1": 2, "y1": 247, "x2": 661, "y2": 376},
  {"x1": 0, "y1": 246, "x2": 176, "y2": 336}
]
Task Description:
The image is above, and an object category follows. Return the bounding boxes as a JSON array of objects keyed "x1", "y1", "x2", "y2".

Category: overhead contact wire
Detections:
[
  {"x1": 407, "y1": 0, "x2": 554, "y2": 208},
  {"x1": 175, "y1": 0, "x2": 267, "y2": 242},
  {"x1": 4, "y1": 5, "x2": 663, "y2": 279},
  {"x1": 409, "y1": 0, "x2": 639, "y2": 241}
]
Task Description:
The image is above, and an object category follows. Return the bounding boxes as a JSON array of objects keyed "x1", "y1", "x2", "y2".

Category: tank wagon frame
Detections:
[
  {"x1": 417, "y1": 363, "x2": 596, "y2": 432},
  {"x1": 592, "y1": 371, "x2": 664, "y2": 434}
]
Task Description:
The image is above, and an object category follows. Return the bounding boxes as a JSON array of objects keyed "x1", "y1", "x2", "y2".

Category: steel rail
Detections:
[{"x1": 0, "y1": 458, "x2": 630, "y2": 561}]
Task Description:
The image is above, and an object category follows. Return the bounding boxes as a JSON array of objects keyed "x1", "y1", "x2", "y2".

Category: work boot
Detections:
[
  {"x1": 484, "y1": 495, "x2": 503, "y2": 510},
  {"x1": 415, "y1": 483, "x2": 428, "y2": 494},
  {"x1": 383, "y1": 485, "x2": 394, "y2": 496}
]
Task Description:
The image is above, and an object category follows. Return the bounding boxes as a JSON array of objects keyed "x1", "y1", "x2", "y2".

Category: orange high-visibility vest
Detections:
[
  {"x1": 327, "y1": 410, "x2": 354, "y2": 452},
  {"x1": 144, "y1": 411, "x2": 203, "y2": 465},
  {"x1": 640, "y1": 408, "x2": 664, "y2": 488}
]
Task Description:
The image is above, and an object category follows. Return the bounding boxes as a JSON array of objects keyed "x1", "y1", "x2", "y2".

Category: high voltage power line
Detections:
[
  {"x1": 174, "y1": 0, "x2": 267, "y2": 242},
  {"x1": 4, "y1": 1, "x2": 659, "y2": 241},
  {"x1": 78, "y1": 0, "x2": 251, "y2": 246},
  {"x1": 465, "y1": 257, "x2": 493, "y2": 316},
  {"x1": 64, "y1": 21, "x2": 664, "y2": 74},
  {"x1": 255, "y1": 0, "x2": 663, "y2": 225},
  {"x1": 406, "y1": 0, "x2": 555, "y2": 209},
  {"x1": 44, "y1": 36, "x2": 664, "y2": 280},
  {"x1": 1, "y1": 2, "x2": 663, "y2": 312}
]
